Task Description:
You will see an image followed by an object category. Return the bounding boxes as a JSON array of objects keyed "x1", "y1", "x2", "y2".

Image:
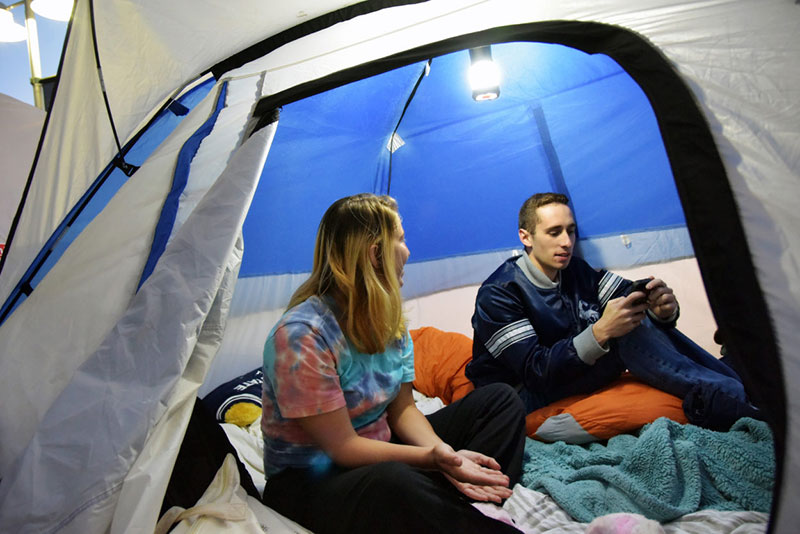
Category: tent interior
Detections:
[
  {"x1": 0, "y1": 7, "x2": 789, "y2": 533},
  {"x1": 176, "y1": 39, "x2": 767, "y2": 533}
]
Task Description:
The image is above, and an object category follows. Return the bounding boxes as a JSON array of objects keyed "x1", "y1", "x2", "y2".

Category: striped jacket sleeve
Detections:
[{"x1": 471, "y1": 282, "x2": 592, "y2": 394}]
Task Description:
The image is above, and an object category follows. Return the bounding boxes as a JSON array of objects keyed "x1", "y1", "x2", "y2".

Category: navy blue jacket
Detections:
[{"x1": 467, "y1": 254, "x2": 675, "y2": 410}]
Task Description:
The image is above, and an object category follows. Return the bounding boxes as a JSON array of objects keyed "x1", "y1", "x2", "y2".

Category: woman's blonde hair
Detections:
[{"x1": 288, "y1": 193, "x2": 405, "y2": 354}]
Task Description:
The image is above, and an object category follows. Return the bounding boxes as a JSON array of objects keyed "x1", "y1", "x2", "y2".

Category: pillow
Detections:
[
  {"x1": 410, "y1": 327, "x2": 475, "y2": 404},
  {"x1": 409, "y1": 327, "x2": 687, "y2": 442},
  {"x1": 202, "y1": 368, "x2": 264, "y2": 427},
  {"x1": 526, "y1": 373, "x2": 688, "y2": 443}
]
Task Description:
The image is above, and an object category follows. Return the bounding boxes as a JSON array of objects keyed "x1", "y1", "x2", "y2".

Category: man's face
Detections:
[{"x1": 519, "y1": 203, "x2": 576, "y2": 281}]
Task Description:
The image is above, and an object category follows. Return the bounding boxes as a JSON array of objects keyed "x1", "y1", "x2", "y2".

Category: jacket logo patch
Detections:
[{"x1": 578, "y1": 300, "x2": 600, "y2": 324}]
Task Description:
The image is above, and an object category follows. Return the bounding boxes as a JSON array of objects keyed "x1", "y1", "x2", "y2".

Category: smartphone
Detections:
[
  {"x1": 627, "y1": 278, "x2": 651, "y2": 305},
  {"x1": 629, "y1": 278, "x2": 650, "y2": 295}
]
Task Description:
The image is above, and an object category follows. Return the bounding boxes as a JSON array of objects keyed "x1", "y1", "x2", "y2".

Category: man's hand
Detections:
[
  {"x1": 431, "y1": 443, "x2": 512, "y2": 503},
  {"x1": 644, "y1": 278, "x2": 678, "y2": 320},
  {"x1": 592, "y1": 292, "x2": 649, "y2": 346}
]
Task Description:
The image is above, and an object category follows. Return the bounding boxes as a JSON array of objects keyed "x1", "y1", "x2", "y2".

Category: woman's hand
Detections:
[{"x1": 431, "y1": 443, "x2": 512, "y2": 503}]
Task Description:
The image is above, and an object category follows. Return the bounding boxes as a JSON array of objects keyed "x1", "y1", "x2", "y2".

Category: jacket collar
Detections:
[{"x1": 515, "y1": 251, "x2": 560, "y2": 289}]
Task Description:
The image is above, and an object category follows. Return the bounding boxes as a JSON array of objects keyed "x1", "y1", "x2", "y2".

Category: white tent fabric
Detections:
[
  {"x1": 0, "y1": 115, "x2": 275, "y2": 532},
  {"x1": 0, "y1": 82, "x2": 220, "y2": 475},
  {"x1": 0, "y1": 1, "x2": 798, "y2": 533},
  {"x1": 0, "y1": 0, "x2": 356, "y2": 309},
  {"x1": 0, "y1": 94, "x2": 45, "y2": 250}
]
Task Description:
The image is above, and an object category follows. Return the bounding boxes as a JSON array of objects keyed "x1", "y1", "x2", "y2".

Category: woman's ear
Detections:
[{"x1": 368, "y1": 243, "x2": 380, "y2": 269}]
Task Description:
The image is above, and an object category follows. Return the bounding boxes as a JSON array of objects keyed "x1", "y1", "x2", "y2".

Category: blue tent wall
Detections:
[
  {"x1": 241, "y1": 62, "x2": 427, "y2": 277},
  {"x1": 241, "y1": 41, "x2": 686, "y2": 279}
]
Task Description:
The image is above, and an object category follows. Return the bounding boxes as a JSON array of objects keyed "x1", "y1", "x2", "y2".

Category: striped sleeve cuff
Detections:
[
  {"x1": 598, "y1": 271, "x2": 625, "y2": 307},
  {"x1": 486, "y1": 319, "x2": 535, "y2": 358}
]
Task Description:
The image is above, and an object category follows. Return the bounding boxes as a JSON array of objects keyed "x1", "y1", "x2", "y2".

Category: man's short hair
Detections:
[{"x1": 518, "y1": 193, "x2": 570, "y2": 233}]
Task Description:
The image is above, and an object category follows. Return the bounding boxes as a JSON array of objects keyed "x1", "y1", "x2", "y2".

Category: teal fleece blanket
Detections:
[{"x1": 521, "y1": 417, "x2": 774, "y2": 523}]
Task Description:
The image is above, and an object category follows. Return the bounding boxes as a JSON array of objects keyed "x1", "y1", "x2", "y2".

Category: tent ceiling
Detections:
[{"x1": 242, "y1": 41, "x2": 682, "y2": 276}]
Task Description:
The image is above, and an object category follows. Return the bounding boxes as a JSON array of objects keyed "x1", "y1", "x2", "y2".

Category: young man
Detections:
[{"x1": 466, "y1": 192, "x2": 759, "y2": 431}]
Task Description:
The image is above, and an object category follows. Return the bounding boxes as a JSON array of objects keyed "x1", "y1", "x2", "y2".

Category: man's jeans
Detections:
[
  {"x1": 519, "y1": 318, "x2": 763, "y2": 430},
  {"x1": 616, "y1": 318, "x2": 756, "y2": 430},
  {"x1": 539, "y1": 318, "x2": 757, "y2": 431}
]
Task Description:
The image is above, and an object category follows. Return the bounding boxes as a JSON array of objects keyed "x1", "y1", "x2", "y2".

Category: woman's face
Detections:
[{"x1": 392, "y1": 219, "x2": 411, "y2": 286}]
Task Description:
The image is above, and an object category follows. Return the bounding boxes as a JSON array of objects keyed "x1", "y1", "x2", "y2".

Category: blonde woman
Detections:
[{"x1": 260, "y1": 194, "x2": 526, "y2": 533}]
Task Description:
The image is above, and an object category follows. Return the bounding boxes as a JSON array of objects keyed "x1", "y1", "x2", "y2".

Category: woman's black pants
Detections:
[{"x1": 262, "y1": 383, "x2": 527, "y2": 534}]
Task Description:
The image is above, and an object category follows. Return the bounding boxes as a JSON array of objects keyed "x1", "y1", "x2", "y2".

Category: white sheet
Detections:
[
  {"x1": 505, "y1": 484, "x2": 769, "y2": 534},
  {"x1": 221, "y1": 416, "x2": 267, "y2": 496}
]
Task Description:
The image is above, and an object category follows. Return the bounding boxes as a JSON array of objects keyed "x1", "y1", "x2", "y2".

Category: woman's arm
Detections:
[
  {"x1": 296, "y1": 405, "x2": 436, "y2": 469},
  {"x1": 295, "y1": 383, "x2": 512, "y2": 502},
  {"x1": 387, "y1": 383, "x2": 513, "y2": 502},
  {"x1": 294, "y1": 383, "x2": 442, "y2": 468},
  {"x1": 385, "y1": 382, "x2": 444, "y2": 447}
]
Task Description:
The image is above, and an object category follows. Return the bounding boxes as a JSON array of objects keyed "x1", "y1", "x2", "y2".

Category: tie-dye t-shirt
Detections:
[{"x1": 261, "y1": 296, "x2": 415, "y2": 476}]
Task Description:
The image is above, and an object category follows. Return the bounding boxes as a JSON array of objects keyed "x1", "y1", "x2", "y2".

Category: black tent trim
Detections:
[{"x1": 209, "y1": 0, "x2": 429, "y2": 79}]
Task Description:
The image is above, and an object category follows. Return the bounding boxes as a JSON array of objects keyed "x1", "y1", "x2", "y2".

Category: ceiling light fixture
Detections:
[{"x1": 468, "y1": 46, "x2": 500, "y2": 101}]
